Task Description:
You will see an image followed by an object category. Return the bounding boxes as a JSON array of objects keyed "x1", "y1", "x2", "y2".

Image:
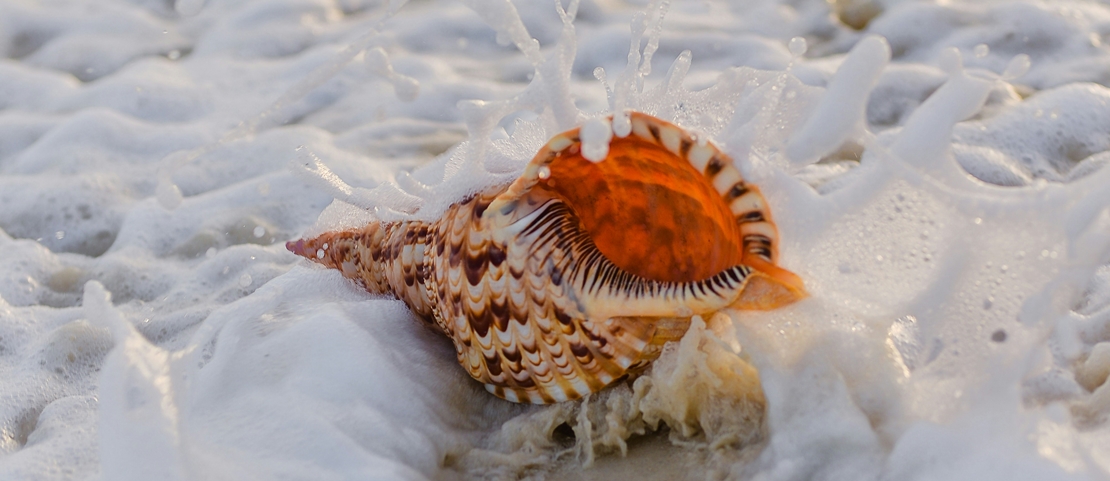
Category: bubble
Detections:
[
  {"x1": 580, "y1": 117, "x2": 613, "y2": 162},
  {"x1": 537, "y1": 166, "x2": 551, "y2": 180},
  {"x1": 788, "y1": 37, "x2": 808, "y2": 57},
  {"x1": 55, "y1": 231, "x2": 65, "y2": 240},
  {"x1": 938, "y1": 47, "x2": 963, "y2": 75},
  {"x1": 1002, "y1": 54, "x2": 1031, "y2": 80},
  {"x1": 316, "y1": 249, "x2": 325, "y2": 259},
  {"x1": 253, "y1": 226, "x2": 265, "y2": 238},
  {"x1": 167, "y1": 50, "x2": 181, "y2": 60},
  {"x1": 156, "y1": 180, "x2": 183, "y2": 210},
  {"x1": 611, "y1": 111, "x2": 632, "y2": 138},
  {"x1": 205, "y1": 247, "x2": 217, "y2": 258},
  {"x1": 238, "y1": 274, "x2": 252, "y2": 288},
  {"x1": 973, "y1": 44, "x2": 989, "y2": 58}
]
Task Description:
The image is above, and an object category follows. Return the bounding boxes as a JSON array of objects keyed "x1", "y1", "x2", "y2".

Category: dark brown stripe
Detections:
[
  {"x1": 738, "y1": 211, "x2": 765, "y2": 223},
  {"x1": 727, "y1": 183, "x2": 749, "y2": 201},
  {"x1": 515, "y1": 374, "x2": 535, "y2": 388},
  {"x1": 491, "y1": 300, "x2": 510, "y2": 329},
  {"x1": 503, "y1": 345, "x2": 521, "y2": 363},
  {"x1": 485, "y1": 352, "x2": 503, "y2": 376},
  {"x1": 706, "y1": 157, "x2": 723, "y2": 177},
  {"x1": 488, "y1": 244, "x2": 506, "y2": 266},
  {"x1": 473, "y1": 199, "x2": 491, "y2": 219},
  {"x1": 745, "y1": 234, "x2": 772, "y2": 247},
  {"x1": 472, "y1": 308, "x2": 493, "y2": 337},
  {"x1": 554, "y1": 309, "x2": 573, "y2": 326},
  {"x1": 464, "y1": 252, "x2": 487, "y2": 285},
  {"x1": 569, "y1": 342, "x2": 590, "y2": 360}
]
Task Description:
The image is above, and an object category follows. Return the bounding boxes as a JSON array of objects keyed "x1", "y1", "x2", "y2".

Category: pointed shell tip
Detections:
[{"x1": 287, "y1": 239, "x2": 305, "y2": 256}]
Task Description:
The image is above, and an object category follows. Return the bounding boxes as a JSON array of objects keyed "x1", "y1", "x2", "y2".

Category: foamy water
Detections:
[{"x1": 2, "y1": 0, "x2": 1110, "y2": 479}]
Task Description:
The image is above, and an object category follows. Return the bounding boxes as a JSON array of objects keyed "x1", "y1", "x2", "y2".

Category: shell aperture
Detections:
[{"x1": 289, "y1": 112, "x2": 806, "y2": 404}]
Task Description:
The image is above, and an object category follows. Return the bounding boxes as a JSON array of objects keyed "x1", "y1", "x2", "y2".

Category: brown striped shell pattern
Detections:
[{"x1": 288, "y1": 112, "x2": 806, "y2": 404}]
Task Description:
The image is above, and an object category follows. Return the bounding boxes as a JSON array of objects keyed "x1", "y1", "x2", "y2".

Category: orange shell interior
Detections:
[{"x1": 537, "y1": 134, "x2": 746, "y2": 284}]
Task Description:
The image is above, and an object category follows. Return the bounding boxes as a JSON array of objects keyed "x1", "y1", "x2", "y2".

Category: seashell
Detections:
[{"x1": 288, "y1": 112, "x2": 806, "y2": 404}]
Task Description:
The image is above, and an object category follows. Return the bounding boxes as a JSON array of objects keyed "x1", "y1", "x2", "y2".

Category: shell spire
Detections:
[{"x1": 290, "y1": 112, "x2": 805, "y2": 404}]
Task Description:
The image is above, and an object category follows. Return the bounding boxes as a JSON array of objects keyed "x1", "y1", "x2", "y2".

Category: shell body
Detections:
[{"x1": 289, "y1": 112, "x2": 805, "y2": 404}]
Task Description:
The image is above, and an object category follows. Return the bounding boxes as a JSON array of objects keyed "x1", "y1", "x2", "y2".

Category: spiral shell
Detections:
[{"x1": 288, "y1": 112, "x2": 805, "y2": 404}]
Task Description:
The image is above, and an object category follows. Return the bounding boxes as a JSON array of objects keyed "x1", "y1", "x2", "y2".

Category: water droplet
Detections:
[
  {"x1": 238, "y1": 274, "x2": 252, "y2": 288},
  {"x1": 1002, "y1": 54, "x2": 1031, "y2": 80},
  {"x1": 55, "y1": 231, "x2": 65, "y2": 240},
  {"x1": 788, "y1": 37, "x2": 807, "y2": 57},
  {"x1": 253, "y1": 226, "x2": 265, "y2": 238},
  {"x1": 938, "y1": 47, "x2": 964, "y2": 75},
  {"x1": 580, "y1": 117, "x2": 613, "y2": 163},
  {"x1": 537, "y1": 166, "x2": 551, "y2": 180},
  {"x1": 205, "y1": 247, "x2": 217, "y2": 258},
  {"x1": 973, "y1": 44, "x2": 989, "y2": 58},
  {"x1": 316, "y1": 249, "x2": 325, "y2": 259},
  {"x1": 974, "y1": 218, "x2": 982, "y2": 225}
]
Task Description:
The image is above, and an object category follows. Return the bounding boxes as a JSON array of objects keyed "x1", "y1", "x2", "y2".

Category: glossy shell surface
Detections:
[{"x1": 289, "y1": 112, "x2": 805, "y2": 404}]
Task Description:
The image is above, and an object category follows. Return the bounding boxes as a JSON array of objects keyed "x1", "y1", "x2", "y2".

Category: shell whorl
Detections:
[{"x1": 290, "y1": 112, "x2": 806, "y2": 403}]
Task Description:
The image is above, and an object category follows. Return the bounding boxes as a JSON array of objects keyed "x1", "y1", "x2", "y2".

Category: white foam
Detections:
[
  {"x1": 579, "y1": 117, "x2": 613, "y2": 163},
  {"x1": 786, "y1": 35, "x2": 890, "y2": 166}
]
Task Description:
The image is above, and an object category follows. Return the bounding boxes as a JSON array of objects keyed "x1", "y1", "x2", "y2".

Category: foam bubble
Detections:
[{"x1": 579, "y1": 117, "x2": 613, "y2": 163}]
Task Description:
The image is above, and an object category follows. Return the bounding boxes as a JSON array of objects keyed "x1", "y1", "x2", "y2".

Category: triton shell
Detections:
[{"x1": 288, "y1": 112, "x2": 806, "y2": 404}]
